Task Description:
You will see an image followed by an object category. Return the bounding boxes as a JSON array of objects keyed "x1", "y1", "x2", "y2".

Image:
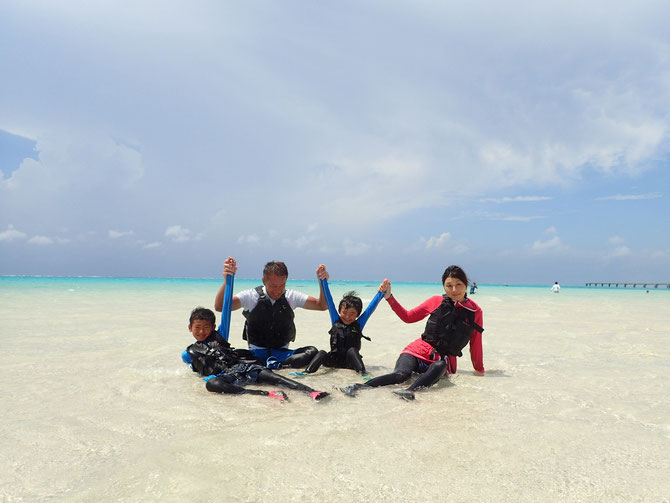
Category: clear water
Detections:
[{"x1": 1, "y1": 277, "x2": 669, "y2": 502}]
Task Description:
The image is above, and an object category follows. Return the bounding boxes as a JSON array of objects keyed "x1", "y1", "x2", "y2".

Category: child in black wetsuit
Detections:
[
  {"x1": 302, "y1": 265, "x2": 386, "y2": 375},
  {"x1": 183, "y1": 307, "x2": 329, "y2": 401}
]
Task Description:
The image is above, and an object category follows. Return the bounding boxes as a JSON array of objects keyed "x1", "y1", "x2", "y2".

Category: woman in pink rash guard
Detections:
[{"x1": 340, "y1": 265, "x2": 484, "y2": 400}]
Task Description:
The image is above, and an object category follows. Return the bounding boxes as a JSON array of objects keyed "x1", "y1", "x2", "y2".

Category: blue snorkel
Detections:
[{"x1": 218, "y1": 272, "x2": 234, "y2": 341}]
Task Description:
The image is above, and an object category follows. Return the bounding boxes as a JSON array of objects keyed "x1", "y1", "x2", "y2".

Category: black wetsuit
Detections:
[
  {"x1": 363, "y1": 353, "x2": 448, "y2": 391},
  {"x1": 305, "y1": 320, "x2": 367, "y2": 374},
  {"x1": 186, "y1": 334, "x2": 320, "y2": 395}
]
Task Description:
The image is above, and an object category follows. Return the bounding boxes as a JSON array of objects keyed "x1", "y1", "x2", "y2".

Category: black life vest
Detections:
[
  {"x1": 186, "y1": 335, "x2": 239, "y2": 376},
  {"x1": 328, "y1": 319, "x2": 370, "y2": 362},
  {"x1": 421, "y1": 295, "x2": 484, "y2": 357},
  {"x1": 242, "y1": 286, "x2": 296, "y2": 349}
]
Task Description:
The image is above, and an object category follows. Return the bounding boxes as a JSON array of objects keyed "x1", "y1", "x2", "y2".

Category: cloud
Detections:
[
  {"x1": 596, "y1": 193, "x2": 662, "y2": 201},
  {"x1": 108, "y1": 230, "x2": 134, "y2": 239},
  {"x1": 425, "y1": 232, "x2": 451, "y2": 248},
  {"x1": 1, "y1": 2, "x2": 669, "y2": 282},
  {"x1": 650, "y1": 249, "x2": 670, "y2": 259},
  {"x1": 343, "y1": 238, "x2": 372, "y2": 256},
  {"x1": 450, "y1": 243, "x2": 469, "y2": 255},
  {"x1": 497, "y1": 215, "x2": 546, "y2": 222},
  {"x1": 609, "y1": 235, "x2": 624, "y2": 244},
  {"x1": 544, "y1": 227, "x2": 558, "y2": 235},
  {"x1": 532, "y1": 235, "x2": 563, "y2": 251},
  {"x1": 25, "y1": 235, "x2": 70, "y2": 245},
  {"x1": 481, "y1": 196, "x2": 553, "y2": 203},
  {"x1": 0, "y1": 224, "x2": 27, "y2": 242},
  {"x1": 27, "y1": 235, "x2": 53, "y2": 245},
  {"x1": 237, "y1": 234, "x2": 260, "y2": 244},
  {"x1": 608, "y1": 245, "x2": 632, "y2": 257},
  {"x1": 473, "y1": 211, "x2": 546, "y2": 222},
  {"x1": 282, "y1": 234, "x2": 319, "y2": 250},
  {"x1": 165, "y1": 225, "x2": 191, "y2": 243},
  {"x1": 142, "y1": 241, "x2": 162, "y2": 249}
]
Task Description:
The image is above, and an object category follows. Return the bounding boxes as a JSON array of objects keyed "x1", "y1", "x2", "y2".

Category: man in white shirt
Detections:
[{"x1": 214, "y1": 256, "x2": 327, "y2": 368}]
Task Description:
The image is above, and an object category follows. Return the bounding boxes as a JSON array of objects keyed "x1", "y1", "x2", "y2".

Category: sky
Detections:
[{"x1": 1, "y1": 0, "x2": 669, "y2": 285}]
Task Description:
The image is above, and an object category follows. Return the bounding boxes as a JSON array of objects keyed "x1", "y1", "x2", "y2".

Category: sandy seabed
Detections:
[{"x1": 1, "y1": 279, "x2": 669, "y2": 502}]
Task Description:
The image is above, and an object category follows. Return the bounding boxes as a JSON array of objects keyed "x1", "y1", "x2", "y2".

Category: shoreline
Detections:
[{"x1": 3, "y1": 274, "x2": 668, "y2": 289}]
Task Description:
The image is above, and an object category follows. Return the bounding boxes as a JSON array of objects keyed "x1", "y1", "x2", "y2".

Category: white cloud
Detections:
[
  {"x1": 481, "y1": 196, "x2": 553, "y2": 203},
  {"x1": 498, "y1": 215, "x2": 545, "y2": 222},
  {"x1": 165, "y1": 225, "x2": 191, "y2": 243},
  {"x1": 282, "y1": 234, "x2": 318, "y2": 249},
  {"x1": 307, "y1": 154, "x2": 443, "y2": 228},
  {"x1": 650, "y1": 249, "x2": 670, "y2": 259},
  {"x1": 532, "y1": 235, "x2": 563, "y2": 251},
  {"x1": 451, "y1": 243, "x2": 469, "y2": 255},
  {"x1": 544, "y1": 227, "x2": 558, "y2": 235},
  {"x1": 475, "y1": 211, "x2": 546, "y2": 222},
  {"x1": 28, "y1": 235, "x2": 53, "y2": 245},
  {"x1": 343, "y1": 238, "x2": 371, "y2": 256},
  {"x1": 609, "y1": 235, "x2": 624, "y2": 244},
  {"x1": 608, "y1": 245, "x2": 632, "y2": 257},
  {"x1": 0, "y1": 225, "x2": 27, "y2": 242},
  {"x1": 237, "y1": 234, "x2": 260, "y2": 244},
  {"x1": 142, "y1": 241, "x2": 162, "y2": 249},
  {"x1": 596, "y1": 193, "x2": 662, "y2": 201},
  {"x1": 1, "y1": 2, "x2": 669, "y2": 281},
  {"x1": 425, "y1": 232, "x2": 451, "y2": 248},
  {"x1": 108, "y1": 230, "x2": 134, "y2": 239}
]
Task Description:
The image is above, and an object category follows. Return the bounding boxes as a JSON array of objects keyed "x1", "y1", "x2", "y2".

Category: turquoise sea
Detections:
[
  {"x1": 3, "y1": 275, "x2": 668, "y2": 300},
  {"x1": 1, "y1": 276, "x2": 669, "y2": 502}
]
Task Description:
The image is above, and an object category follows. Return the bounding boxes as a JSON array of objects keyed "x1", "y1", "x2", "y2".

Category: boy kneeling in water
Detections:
[
  {"x1": 183, "y1": 307, "x2": 329, "y2": 401},
  {"x1": 302, "y1": 265, "x2": 386, "y2": 376}
]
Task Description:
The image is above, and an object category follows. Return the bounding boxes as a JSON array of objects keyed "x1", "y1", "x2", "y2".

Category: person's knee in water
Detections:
[{"x1": 282, "y1": 346, "x2": 318, "y2": 368}]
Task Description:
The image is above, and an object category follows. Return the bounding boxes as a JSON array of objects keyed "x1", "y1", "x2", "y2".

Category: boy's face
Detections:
[
  {"x1": 338, "y1": 306, "x2": 359, "y2": 325},
  {"x1": 189, "y1": 320, "x2": 214, "y2": 342}
]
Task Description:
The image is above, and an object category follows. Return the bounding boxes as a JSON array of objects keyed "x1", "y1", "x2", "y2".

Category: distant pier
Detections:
[{"x1": 585, "y1": 282, "x2": 670, "y2": 288}]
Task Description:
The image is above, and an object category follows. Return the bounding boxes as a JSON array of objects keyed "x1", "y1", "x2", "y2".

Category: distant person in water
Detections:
[
  {"x1": 183, "y1": 307, "x2": 329, "y2": 401},
  {"x1": 551, "y1": 282, "x2": 561, "y2": 293},
  {"x1": 214, "y1": 257, "x2": 327, "y2": 368},
  {"x1": 470, "y1": 282, "x2": 478, "y2": 295},
  {"x1": 340, "y1": 265, "x2": 484, "y2": 401},
  {"x1": 302, "y1": 264, "x2": 386, "y2": 376}
]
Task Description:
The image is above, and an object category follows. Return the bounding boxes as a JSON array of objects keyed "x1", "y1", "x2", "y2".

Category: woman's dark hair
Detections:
[
  {"x1": 338, "y1": 291, "x2": 363, "y2": 316},
  {"x1": 189, "y1": 306, "x2": 216, "y2": 326},
  {"x1": 441, "y1": 265, "x2": 468, "y2": 286},
  {"x1": 263, "y1": 261, "x2": 289, "y2": 278}
]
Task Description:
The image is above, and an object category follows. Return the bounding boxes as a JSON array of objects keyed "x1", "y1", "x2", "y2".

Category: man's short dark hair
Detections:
[{"x1": 263, "y1": 261, "x2": 288, "y2": 278}]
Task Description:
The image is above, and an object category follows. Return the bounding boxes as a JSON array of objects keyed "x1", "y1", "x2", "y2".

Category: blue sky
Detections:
[{"x1": 1, "y1": 1, "x2": 669, "y2": 285}]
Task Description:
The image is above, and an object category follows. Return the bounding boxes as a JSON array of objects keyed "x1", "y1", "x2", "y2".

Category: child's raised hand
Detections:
[
  {"x1": 379, "y1": 279, "x2": 392, "y2": 299},
  {"x1": 316, "y1": 264, "x2": 329, "y2": 281},
  {"x1": 223, "y1": 256, "x2": 238, "y2": 276}
]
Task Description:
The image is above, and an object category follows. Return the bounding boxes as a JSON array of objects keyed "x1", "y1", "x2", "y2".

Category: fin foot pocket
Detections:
[
  {"x1": 393, "y1": 390, "x2": 415, "y2": 401},
  {"x1": 310, "y1": 391, "x2": 329, "y2": 401},
  {"x1": 268, "y1": 391, "x2": 288, "y2": 401}
]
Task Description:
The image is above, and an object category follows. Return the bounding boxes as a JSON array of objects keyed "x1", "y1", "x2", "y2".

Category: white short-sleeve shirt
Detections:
[{"x1": 237, "y1": 286, "x2": 308, "y2": 312}]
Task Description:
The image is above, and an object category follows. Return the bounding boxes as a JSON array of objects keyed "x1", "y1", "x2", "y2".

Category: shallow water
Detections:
[{"x1": 1, "y1": 278, "x2": 669, "y2": 502}]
